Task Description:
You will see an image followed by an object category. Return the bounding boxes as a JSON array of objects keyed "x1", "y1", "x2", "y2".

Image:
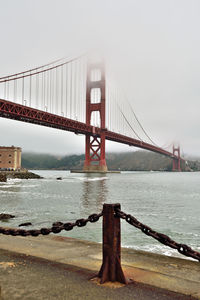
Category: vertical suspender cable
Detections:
[
  {"x1": 79, "y1": 59, "x2": 82, "y2": 122},
  {"x1": 52, "y1": 68, "x2": 55, "y2": 114},
  {"x1": 70, "y1": 62, "x2": 73, "y2": 118},
  {"x1": 61, "y1": 65, "x2": 63, "y2": 116},
  {"x1": 29, "y1": 73, "x2": 32, "y2": 107},
  {"x1": 22, "y1": 76, "x2": 24, "y2": 105},
  {"x1": 74, "y1": 61, "x2": 77, "y2": 120},
  {"x1": 16, "y1": 76, "x2": 17, "y2": 102},
  {"x1": 77, "y1": 59, "x2": 81, "y2": 121},
  {"x1": 36, "y1": 72, "x2": 39, "y2": 108},
  {"x1": 114, "y1": 88, "x2": 117, "y2": 132},
  {"x1": 69, "y1": 63, "x2": 71, "y2": 118},
  {"x1": 42, "y1": 69, "x2": 44, "y2": 110},
  {"x1": 83, "y1": 59, "x2": 86, "y2": 123},
  {"x1": 109, "y1": 87, "x2": 111, "y2": 131},
  {"x1": 46, "y1": 72, "x2": 50, "y2": 111},
  {"x1": 50, "y1": 70, "x2": 52, "y2": 113},
  {"x1": 4, "y1": 81, "x2": 7, "y2": 99},
  {"x1": 49, "y1": 70, "x2": 51, "y2": 112},
  {"x1": 14, "y1": 79, "x2": 16, "y2": 102},
  {"x1": 65, "y1": 64, "x2": 69, "y2": 117},
  {"x1": 56, "y1": 67, "x2": 58, "y2": 115},
  {"x1": 44, "y1": 71, "x2": 46, "y2": 111},
  {"x1": 7, "y1": 80, "x2": 9, "y2": 99}
]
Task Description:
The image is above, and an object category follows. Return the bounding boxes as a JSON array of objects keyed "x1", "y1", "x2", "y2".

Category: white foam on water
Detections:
[
  {"x1": 0, "y1": 190, "x2": 18, "y2": 194},
  {"x1": 84, "y1": 177, "x2": 108, "y2": 182},
  {"x1": 0, "y1": 184, "x2": 38, "y2": 189},
  {"x1": 17, "y1": 184, "x2": 39, "y2": 188},
  {"x1": 0, "y1": 180, "x2": 20, "y2": 186},
  {"x1": 71, "y1": 176, "x2": 108, "y2": 182},
  {"x1": 124, "y1": 243, "x2": 198, "y2": 261},
  {"x1": 0, "y1": 185, "x2": 17, "y2": 189},
  {"x1": 7, "y1": 178, "x2": 22, "y2": 183}
]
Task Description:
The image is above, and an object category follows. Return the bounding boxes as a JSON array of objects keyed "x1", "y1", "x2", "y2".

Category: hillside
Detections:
[{"x1": 21, "y1": 151, "x2": 193, "y2": 171}]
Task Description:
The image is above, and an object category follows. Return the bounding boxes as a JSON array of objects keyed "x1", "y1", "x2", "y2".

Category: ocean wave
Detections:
[
  {"x1": 0, "y1": 184, "x2": 38, "y2": 189},
  {"x1": 17, "y1": 184, "x2": 39, "y2": 188},
  {"x1": 0, "y1": 190, "x2": 19, "y2": 194},
  {"x1": 0, "y1": 180, "x2": 20, "y2": 186},
  {"x1": 40, "y1": 176, "x2": 108, "y2": 182},
  {"x1": 87, "y1": 177, "x2": 108, "y2": 182},
  {"x1": 7, "y1": 178, "x2": 22, "y2": 183},
  {"x1": 124, "y1": 244, "x2": 196, "y2": 261}
]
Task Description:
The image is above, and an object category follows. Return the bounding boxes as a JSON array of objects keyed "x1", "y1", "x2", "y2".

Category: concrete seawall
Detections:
[{"x1": 0, "y1": 234, "x2": 199, "y2": 299}]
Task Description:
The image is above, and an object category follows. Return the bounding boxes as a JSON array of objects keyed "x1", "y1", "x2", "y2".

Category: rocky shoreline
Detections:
[
  {"x1": 0, "y1": 171, "x2": 42, "y2": 182},
  {"x1": 0, "y1": 174, "x2": 7, "y2": 182}
]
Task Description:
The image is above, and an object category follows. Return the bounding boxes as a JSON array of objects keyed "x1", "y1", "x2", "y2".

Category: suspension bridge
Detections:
[{"x1": 0, "y1": 54, "x2": 182, "y2": 172}]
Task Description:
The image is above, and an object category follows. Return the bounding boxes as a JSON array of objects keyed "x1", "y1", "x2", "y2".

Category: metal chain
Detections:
[
  {"x1": 115, "y1": 208, "x2": 200, "y2": 262},
  {"x1": 0, "y1": 212, "x2": 102, "y2": 237}
]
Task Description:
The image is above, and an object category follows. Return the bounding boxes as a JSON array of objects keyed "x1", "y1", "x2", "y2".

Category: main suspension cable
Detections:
[
  {"x1": 126, "y1": 99, "x2": 159, "y2": 147},
  {"x1": 0, "y1": 53, "x2": 86, "y2": 83},
  {"x1": 116, "y1": 102, "x2": 143, "y2": 141}
]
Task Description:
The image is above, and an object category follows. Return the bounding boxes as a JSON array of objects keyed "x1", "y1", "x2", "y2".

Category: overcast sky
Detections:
[{"x1": 0, "y1": 0, "x2": 200, "y2": 157}]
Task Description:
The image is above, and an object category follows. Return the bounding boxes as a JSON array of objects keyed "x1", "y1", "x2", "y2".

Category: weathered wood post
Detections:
[{"x1": 98, "y1": 203, "x2": 127, "y2": 284}]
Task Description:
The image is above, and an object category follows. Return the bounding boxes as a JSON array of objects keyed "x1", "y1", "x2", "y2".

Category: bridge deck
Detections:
[{"x1": 0, "y1": 98, "x2": 177, "y2": 160}]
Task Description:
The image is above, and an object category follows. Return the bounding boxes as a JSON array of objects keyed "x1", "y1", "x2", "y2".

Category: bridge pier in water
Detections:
[{"x1": 83, "y1": 61, "x2": 108, "y2": 173}]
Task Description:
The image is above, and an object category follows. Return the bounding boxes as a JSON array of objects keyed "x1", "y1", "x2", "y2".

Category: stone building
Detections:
[{"x1": 0, "y1": 146, "x2": 21, "y2": 170}]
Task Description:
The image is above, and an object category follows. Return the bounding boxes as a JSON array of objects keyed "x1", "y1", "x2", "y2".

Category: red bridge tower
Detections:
[
  {"x1": 83, "y1": 62, "x2": 108, "y2": 172},
  {"x1": 172, "y1": 145, "x2": 181, "y2": 171}
]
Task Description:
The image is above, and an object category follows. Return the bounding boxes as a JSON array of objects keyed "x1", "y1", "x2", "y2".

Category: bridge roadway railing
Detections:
[
  {"x1": 105, "y1": 130, "x2": 177, "y2": 159},
  {"x1": 0, "y1": 203, "x2": 199, "y2": 284}
]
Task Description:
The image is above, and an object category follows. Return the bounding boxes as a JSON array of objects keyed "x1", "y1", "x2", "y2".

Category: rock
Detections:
[
  {"x1": 18, "y1": 222, "x2": 32, "y2": 227},
  {"x1": 13, "y1": 172, "x2": 42, "y2": 179},
  {"x1": 0, "y1": 171, "x2": 43, "y2": 180},
  {"x1": 0, "y1": 174, "x2": 7, "y2": 182},
  {"x1": 0, "y1": 214, "x2": 15, "y2": 220}
]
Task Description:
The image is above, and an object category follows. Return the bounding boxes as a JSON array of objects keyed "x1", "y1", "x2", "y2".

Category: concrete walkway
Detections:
[{"x1": 0, "y1": 234, "x2": 199, "y2": 299}]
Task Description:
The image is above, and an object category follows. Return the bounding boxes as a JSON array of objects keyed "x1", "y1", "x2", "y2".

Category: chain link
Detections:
[
  {"x1": 115, "y1": 208, "x2": 200, "y2": 262},
  {"x1": 1, "y1": 206, "x2": 199, "y2": 262},
  {"x1": 0, "y1": 212, "x2": 103, "y2": 237}
]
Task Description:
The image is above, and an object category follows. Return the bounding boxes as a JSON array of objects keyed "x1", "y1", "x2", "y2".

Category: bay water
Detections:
[{"x1": 0, "y1": 170, "x2": 199, "y2": 260}]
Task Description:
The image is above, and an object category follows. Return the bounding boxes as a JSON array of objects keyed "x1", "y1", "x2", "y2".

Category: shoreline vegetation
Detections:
[{"x1": 21, "y1": 151, "x2": 199, "y2": 172}]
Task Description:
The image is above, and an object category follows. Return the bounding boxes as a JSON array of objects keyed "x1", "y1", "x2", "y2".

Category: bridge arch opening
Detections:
[{"x1": 90, "y1": 111, "x2": 101, "y2": 127}]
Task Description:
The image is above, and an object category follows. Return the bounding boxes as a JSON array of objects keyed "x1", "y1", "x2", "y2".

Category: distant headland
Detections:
[{"x1": 21, "y1": 151, "x2": 199, "y2": 172}]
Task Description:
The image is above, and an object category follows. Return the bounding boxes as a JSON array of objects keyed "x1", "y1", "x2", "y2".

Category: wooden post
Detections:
[{"x1": 98, "y1": 203, "x2": 127, "y2": 284}]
